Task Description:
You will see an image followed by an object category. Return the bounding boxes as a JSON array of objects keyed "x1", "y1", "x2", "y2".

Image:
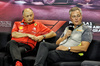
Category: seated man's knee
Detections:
[
  {"x1": 40, "y1": 42, "x2": 48, "y2": 47},
  {"x1": 6, "y1": 40, "x2": 16, "y2": 51},
  {"x1": 7, "y1": 40, "x2": 16, "y2": 47}
]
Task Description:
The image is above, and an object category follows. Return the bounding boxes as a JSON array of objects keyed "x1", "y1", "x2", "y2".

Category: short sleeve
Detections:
[
  {"x1": 82, "y1": 28, "x2": 93, "y2": 43},
  {"x1": 12, "y1": 22, "x2": 18, "y2": 32},
  {"x1": 39, "y1": 22, "x2": 52, "y2": 35}
]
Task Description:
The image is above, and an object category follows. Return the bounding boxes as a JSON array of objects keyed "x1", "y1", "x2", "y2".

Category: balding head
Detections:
[
  {"x1": 22, "y1": 8, "x2": 34, "y2": 23},
  {"x1": 22, "y1": 8, "x2": 33, "y2": 15}
]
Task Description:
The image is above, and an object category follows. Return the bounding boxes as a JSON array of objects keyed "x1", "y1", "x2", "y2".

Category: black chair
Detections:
[
  {"x1": 81, "y1": 40, "x2": 100, "y2": 66},
  {"x1": 0, "y1": 32, "x2": 11, "y2": 66}
]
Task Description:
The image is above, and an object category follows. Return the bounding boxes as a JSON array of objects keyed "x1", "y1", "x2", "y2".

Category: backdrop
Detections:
[{"x1": 0, "y1": 0, "x2": 100, "y2": 40}]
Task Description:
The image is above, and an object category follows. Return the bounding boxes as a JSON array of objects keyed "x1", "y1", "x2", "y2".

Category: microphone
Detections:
[{"x1": 68, "y1": 23, "x2": 74, "y2": 31}]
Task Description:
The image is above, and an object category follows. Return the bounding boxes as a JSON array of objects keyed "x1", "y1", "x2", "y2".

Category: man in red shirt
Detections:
[{"x1": 7, "y1": 8, "x2": 56, "y2": 66}]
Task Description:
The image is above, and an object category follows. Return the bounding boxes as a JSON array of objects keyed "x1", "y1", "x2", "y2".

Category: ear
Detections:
[
  {"x1": 80, "y1": 15, "x2": 82, "y2": 20},
  {"x1": 22, "y1": 16, "x2": 24, "y2": 19}
]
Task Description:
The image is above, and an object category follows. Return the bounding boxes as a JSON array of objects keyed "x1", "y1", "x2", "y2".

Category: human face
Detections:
[
  {"x1": 70, "y1": 10, "x2": 82, "y2": 27},
  {"x1": 23, "y1": 9, "x2": 34, "y2": 24}
]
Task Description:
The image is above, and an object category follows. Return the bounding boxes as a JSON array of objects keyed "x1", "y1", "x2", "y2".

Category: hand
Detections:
[
  {"x1": 65, "y1": 30, "x2": 72, "y2": 38},
  {"x1": 37, "y1": 36, "x2": 44, "y2": 42},
  {"x1": 27, "y1": 34, "x2": 38, "y2": 41},
  {"x1": 56, "y1": 45, "x2": 68, "y2": 51}
]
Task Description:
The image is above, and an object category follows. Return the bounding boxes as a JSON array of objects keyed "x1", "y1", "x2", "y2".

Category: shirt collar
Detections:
[{"x1": 75, "y1": 23, "x2": 83, "y2": 28}]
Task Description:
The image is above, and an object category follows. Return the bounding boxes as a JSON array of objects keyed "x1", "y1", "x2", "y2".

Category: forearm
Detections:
[
  {"x1": 44, "y1": 31, "x2": 56, "y2": 39},
  {"x1": 69, "y1": 46, "x2": 87, "y2": 53},
  {"x1": 12, "y1": 32, "x2": 28, "y2": 38},
  {"x1": 56, "y1": 30, "x2": 71, "y2": 45},
  {"x1": 12, "y1": 32, "x2": 38, "y2": 41},
  {"x1": 56, "y1": 46, "x2": 88, "y2": 53},
  {"x1": 56, "y1": 36, "x2": 68, "y2": 45},
  {"x1": 70, "y1": 41, "x2": 90, "y2": 53},
  {"x1": 37, "y1": 31, "x2": 56, "y2": 42},
  {"x1": 56, "y1": 41, "x2": 90, "y2": 53}
]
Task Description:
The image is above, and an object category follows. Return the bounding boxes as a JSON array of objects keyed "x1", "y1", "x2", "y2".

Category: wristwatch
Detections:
[
  {"x1": 43, "y1": 35, "x2": 46, "y2": 39},
  {"x1": 68, "y1": 47, "x2": 71, "y2": 51}
]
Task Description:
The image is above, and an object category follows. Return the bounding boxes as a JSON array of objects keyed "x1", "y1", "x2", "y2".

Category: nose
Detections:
[
  {"x1": 29, "y1": 16, "x2": 31, "y2": 18},
  {"x1": 28, "y1": 16, "x2": 32, "y2": 20},
  {"x1": 75, "y1": 16, "x2": 78, "y2": 20}
]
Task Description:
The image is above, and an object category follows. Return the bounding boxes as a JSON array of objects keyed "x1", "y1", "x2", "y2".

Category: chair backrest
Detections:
[
  {"x1": 84, "y1": 40, "x2": 100, "y2": 61},
  {"x1": 0, "y1": 32, "x2": 11, "y2": 51}
]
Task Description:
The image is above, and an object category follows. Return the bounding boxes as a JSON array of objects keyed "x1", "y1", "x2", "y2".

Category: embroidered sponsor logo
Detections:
[
  {"x1": 34, "y1": 23, "x2": 37, "y2": 26},
  {"x1": 76, "y1": 29, "x2": 82, "y2": 32},
  {"x1": 21, "y1": 23, "x2": 24, "y2": 25},
  {"x1": 33, "y1": 27, "x2": 36, "y2": 31},
  {"x1": 32, "y1": 31, "x2": 36, "y2": 34},
  {"x1": 19, "y1": 26, "x2": 23, "y2": 30},
  {"x1": 18, "y1": 30, "x2": 23, "y2": 32}
]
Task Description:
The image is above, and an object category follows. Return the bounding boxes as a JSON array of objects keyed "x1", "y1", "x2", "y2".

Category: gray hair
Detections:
[{"x1": 69, "y1": 7, "x2": 82, "y2": 15}]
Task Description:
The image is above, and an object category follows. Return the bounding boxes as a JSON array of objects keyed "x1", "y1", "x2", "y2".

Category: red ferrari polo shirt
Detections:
[{"x1": 11, "y1": 19, "x2": 52, "y2": 50}]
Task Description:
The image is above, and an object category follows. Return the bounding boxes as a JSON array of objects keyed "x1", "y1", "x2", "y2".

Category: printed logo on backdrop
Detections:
[
  {"x1": 69, "y1": 21, "x2": 100, "y2": 33},
  {"x1": 0, "y1": 21, "x2": 11, "y2": 27}
]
